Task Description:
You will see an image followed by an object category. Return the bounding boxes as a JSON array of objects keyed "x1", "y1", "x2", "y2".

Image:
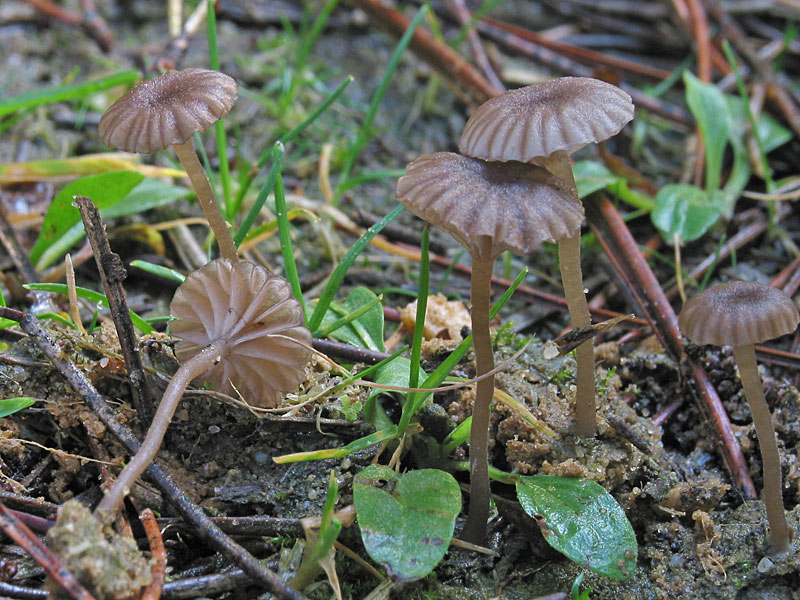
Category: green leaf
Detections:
[
  {"x1": 683, "y1": 72, "x2": 731, "y2": 193},
  {"x1": 363, "y1": 357, "x2": 429, "y2": 429},
  {"x1": 652, "y1": 184, "x2": 725, "y2": 243},
  {"x1": 33, "y1": 178, "x2": 190, "y2": 271},
  {"x1": 354, "y1": 465, "x2": 461, "y2": 582},
  {"x1": 573, "y1": 160, "x2": 619, "y2": 198},
  {"x1": 0, "y1": 397, "x2": 36, "y2": 418},
  {"x1": 314, "y1": 287, "x2": 385, "y2": 352},
  {"x1": 0, "y1": 70, "x2": 140, "y2": 117},
  {"x1": 516, "y1": 475, "x2": 637, "y2": 580},
  {"x1": 31, "y1": 171, "x2": 144, "y2": 269}
]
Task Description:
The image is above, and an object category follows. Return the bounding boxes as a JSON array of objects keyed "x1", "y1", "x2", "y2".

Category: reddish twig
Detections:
[
  {"x1": 139, "y1": 509, "x2": 167, "y2": 600},
  {"x1": 22, "y1": 0, "x2": 110, "y2": 51},
  {"x1": 479, "y1": 17, "x2": 672, "y2": 81},
  {"x1": 584, "y1": 194, "x2": 756, "y2": 498},
  {"x1": 700, "y1": 0, "x2": 800, "y2": 138},
  {"x1": 351, "y1": 0, "x2": 498, "y2": 105},
  {"x1": 5, "y1": 309, "x2": 307, "y2": 600},
  {"x1": 0, "y1": 502, "x2": 96, "y2": 600},
  {"x1": 473, "y1": 18, "x2": 693, "y2": 126},
  {"x1": 448, "y1": 0, "x2": 506, "y2": 92}
]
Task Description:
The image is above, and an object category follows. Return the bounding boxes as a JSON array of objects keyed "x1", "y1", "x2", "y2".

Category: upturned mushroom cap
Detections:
[
  {"x1": 679, "y1": 281, "x2": 800, "y2": 347},
  {"x1": 98, "y1": 68, "x2": 237, "y2": 154},
  {"x1": 396, "y1": 152, "x2": 584, "y2": 259},
  {"x1": 459, "y1": 77, "x2": 634, "y2": 162},
  {"x1": 169, "y1": 259, "x2": 311, "y2": 408}
]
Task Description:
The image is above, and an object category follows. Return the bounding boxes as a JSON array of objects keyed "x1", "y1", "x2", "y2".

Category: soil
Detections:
[{"x1": 1, "y1": 1, "x2": 800, "y2": 599}]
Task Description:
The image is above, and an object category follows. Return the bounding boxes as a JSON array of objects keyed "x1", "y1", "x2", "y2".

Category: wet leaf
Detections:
[
  {"x1": 354, "y1": 465, "x2": 461, "y2": 582},
  {"x1": 316, "y1": 287, "x2": 385, "y2": 352},
  {"x1": 573, "y1": 160, "x2": 619, "y2": 198},
  {"x1": 516, "y1": 475, "x2": 637, "y2": 580},
  {"x1": 0, "y1": 397, "x2": 36, "y2": 418},
  {"x1": 651, "y1": 184, "x2": 725, "y2": 243},
  {"x1": 684, "y1": 71, "x2": 731, "y2": 192},
  {"x1": 31, "y1": 170, "x2": 144, "y2": 270}
]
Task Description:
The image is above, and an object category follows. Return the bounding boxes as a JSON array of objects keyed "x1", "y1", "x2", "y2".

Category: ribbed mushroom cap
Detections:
[
  {"x1": 169, "y1": 259, "x2": 311, "y2": 408},
  {"x1": 396, "y1": 152, "x2": 584, "y2": 260},
  {"x1": 679, "y1": 281, "x2": 799, "y2": 347},
  {"x1": 459, "y1": 77, "x2": 634, "y2": 162},
  {"x1": 98, "y1": 68, "x2": 237, "y2": 154}
]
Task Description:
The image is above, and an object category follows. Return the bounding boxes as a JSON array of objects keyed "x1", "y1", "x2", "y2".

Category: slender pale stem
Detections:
[
  {"x1": 463, "y1": 238, "x2": 495, "y2": 545},
  {"x1": 95, "y1": 341, "x2": 227, "y2": 521},
  {"x1": 542, "y1": 150, "x2": 595, "y2": 437},
  {"x1": 733, "y1": 344, "x2": 791, "y2": 555},
  {"x1": 172, "y1": 141, "x2": 238, "y2": 262}
]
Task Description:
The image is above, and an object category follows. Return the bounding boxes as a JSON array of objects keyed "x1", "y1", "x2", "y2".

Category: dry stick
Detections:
[
  {"x1": 473, "y1": 19, "x2": 694, "y2": 126},
  {"x1": 74, "y1": 196, "x2": 152, "y2": 424},
  {"x1": 585, "y1": 194, "x2": 756, "y2": 498},
  {"x1": 351, "y1": 0, "x2": 497, "y2": 106},
  {"x1": 664, "y1": 204, "x2": 791, "y2": 301},
  {"x1": 0, "y1": 502, "x2": 96, "y2": 600},
  {"x1": 478, "y1": 16, "x2": 672, "y2": 81},
  {"x1": 171, "y1": 142, "x2": 238, "y2": 262},
  {"x1": 11, "y1": 312, "x2": 307, "y2": 600},
  {"x1": 733, "y1": 344, "x2": 790, "y2": 553},
  {"x1": 462, "y1": 238, "x2": 495, "y2": 544},
  {"x1": 701, "y1": 0, "x2": 800, "y2": 137},
  {"x1": 449, "y1": 0, "x2": 506, "y2": 93}
]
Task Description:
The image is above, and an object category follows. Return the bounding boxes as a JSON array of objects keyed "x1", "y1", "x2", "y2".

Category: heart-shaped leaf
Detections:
[
  {"x1": 652, "y1": 184, "x2": 725, "y2": 243},
  {"x1": 354, "y1": 465, "x2": 461, "y2": 582},
  {"x1": 516, "y1": 475, "x2": 637, "y2": 580}
]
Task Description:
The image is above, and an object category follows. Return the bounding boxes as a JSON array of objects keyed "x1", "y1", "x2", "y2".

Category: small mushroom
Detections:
[
  {"x1": 95, "y1": 259, "x2": 312, "y2": 520},
  {"x1": 679, "y1": 280, "x2": 799, "y2": 554},
  {"x1": 99, "y1": 68, "x2": 239, "y2": 262},
  {"x1": 397, "y1": 152, "x2": 583, "y2": 543},
  {"x1": 459, "y1": 77, "x2": 634, "y2": 437}
]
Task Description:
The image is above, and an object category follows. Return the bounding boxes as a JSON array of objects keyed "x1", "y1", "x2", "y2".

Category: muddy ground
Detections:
[{"x1": 1, "y1": 1, "x2": 800, "y2": 599}]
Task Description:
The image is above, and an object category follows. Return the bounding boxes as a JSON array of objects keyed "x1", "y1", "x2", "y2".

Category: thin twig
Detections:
[
  {"x1": 449, "y1": 0, "x2": 506, "y2": 92},
  {"x1": 74, "y1": 196, "x2": 153, "y2": 424},
  {"x1": 10, "y1": 311, "x2": 307, "y2": 600},
  {"x1": 0, "y1": 502, "x2": 96, "y2": 600},
  {"x1": 139, "y1": 509, "x2": 167, "y2": 600},
  {"x1": 584, "y1": 194, "x2": 756, "y2": 498}
]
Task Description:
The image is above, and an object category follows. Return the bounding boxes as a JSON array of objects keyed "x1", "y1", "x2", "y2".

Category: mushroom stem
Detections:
[
  {"x1": 462, "y1": 238, "x2": 495, "y2": 545},
  {"x1": 95, "y1": 341, "x2": 228, "y2": 521},
  {"x1": 542, "y1": 151, "x2": 595, "y2": 437},
  {"x1": 733, "y1": 344, "x2": 791, "y2": 554},
  {"x1": 172, "y1": 140, "x2": 239, "y2": 263}
]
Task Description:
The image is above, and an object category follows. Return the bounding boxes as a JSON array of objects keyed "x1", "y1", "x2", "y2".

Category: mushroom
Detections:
[
  {"x1": 95, "y1": 259, "x2": 312, "y2": 520},
  {"x1": 459, "y1": 77, "x2": 635, "y2": 437},
  {"x1": 99, "y1": 68, "x2": 239, "y2": 262},
  {"x1": 679, "y1": 280, "x2": 799, "y2": 554},
  {"x1": 396, "y1": 152, "x2": 584, "y2": 544}
]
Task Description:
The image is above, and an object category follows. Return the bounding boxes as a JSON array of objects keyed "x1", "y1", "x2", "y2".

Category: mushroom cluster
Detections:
[
  {"x1": 397, "y1": 77, "x2": 634, "y2": 543},
  {"x1": 95, "y1": 69, "x2": 313, "y2": 519},
  {"x1": 679, "y1": 281, "x2": 799, "y2": 554},
  {"x1": 459, "y1": 77, "x2": 634, "y2": 438}
]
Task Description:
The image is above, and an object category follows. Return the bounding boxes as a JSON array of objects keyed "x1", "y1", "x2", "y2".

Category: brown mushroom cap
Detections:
[
  {"x1": 396, "y1": 152, "x2": 584, "y2": 259},
  {"x1": 169, "y1": 259, "x2": 311, "y2": 408},
  {"x1": 459, "y1": 77, "x2": 634, "y2": 162},
  {"x1": 98, "y1": 68, "x2": 237, "y2": 154},
  {"x1": 679, "y1": 281, "x2": 800, "y2": 347}
]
